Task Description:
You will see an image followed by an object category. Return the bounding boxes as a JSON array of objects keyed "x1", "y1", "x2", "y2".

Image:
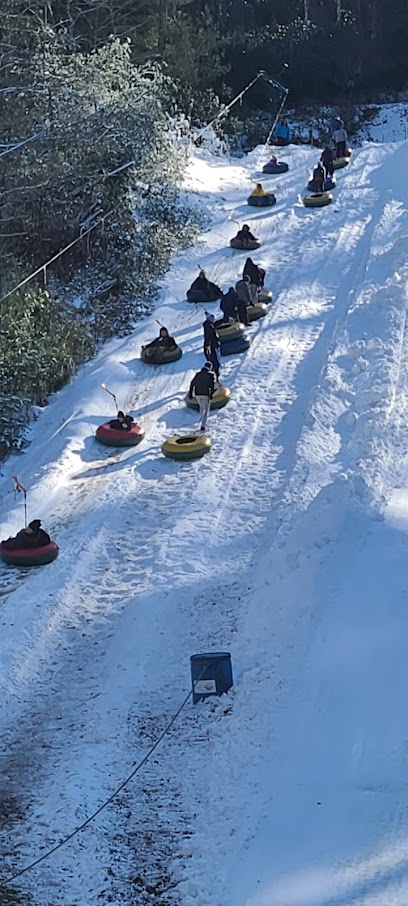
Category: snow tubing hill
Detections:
[
  {"x1": 247, "y1": 302, "x2": 267, "y2": 322},
  {"x1": 141, "y1": 345, "x2": 182, "y2": 365},
  {"x1": 262, "y1": 161, "x2": 289, "y2": 174},
  {"x1": 215, "y1": 321, "x2": 246, "y2": 342},
  {"x1": 220, "y1": 334, "x2": 251, "y2": 356},
  {"x1": 303, "y1": 192, "x2": 333, "y2": 208},
  {"x1": 333, "y1": 157, "x2": 349, "y2": 170},
  {"x1": 247, "y1": 194, "x2": 276, "y2": 207},
  {"x1": 185, "y1": 385, "x2": 231, "y2": 411},
  {"x1": 230, "y1": 237, "x2": 261, "y2": 251},
  {"x1": 186, "y1": 288, "x2": 221, "y2": 303},
  {"x1": 0, "y1": 540, "x2": 59, "y2": 567},
  {"x1": 162, "y1": 434, "x2": 211, "y2": 461},
  {"x1": 96, "y1": 422, "x2": 145, "y2": 447}
]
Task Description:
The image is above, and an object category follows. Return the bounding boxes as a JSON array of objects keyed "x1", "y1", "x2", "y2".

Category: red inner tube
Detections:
[
  {"x1": 96, "y1": 422, "x2": 144, "y2": 441},
  {"x1": 0, "y1": 540, "x2": 59, "y2": 560}
]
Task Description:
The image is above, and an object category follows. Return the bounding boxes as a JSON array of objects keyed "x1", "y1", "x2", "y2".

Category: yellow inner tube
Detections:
[
  {"x1": 162, "y1": 434, "x2": 211, "y2": 460},
  {"x1": 185, "y1": 385, "x2": 231, "y2": 410},
  {"x1": 303, "y1": 192, "x2": 333, "y2": 208}
]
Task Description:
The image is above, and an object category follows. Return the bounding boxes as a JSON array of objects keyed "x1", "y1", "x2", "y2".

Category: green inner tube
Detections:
[
  {"x1": 247, "y1": 302, "x2": 267, "y2": 322},
  {"x1": 216, "y1": 322, "x2": 246, "y2": 341}
]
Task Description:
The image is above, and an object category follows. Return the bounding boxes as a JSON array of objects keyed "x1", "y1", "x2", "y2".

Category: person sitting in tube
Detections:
[
  {"x1": 142, "y1": 326, "x2": 178, "y2": 354},
  {"x1": 235, "y1": 224, "x2": 258, "y2": 243},
  {"x1": 250, "y1": 182, "x2": 270, "y2": 198},
  {"x1": 189, "y1": 270, "x2": 222, "y2": 300},
  {"x1": 109, "y1": 411, "x2": 134, "y2": 431},
  {"x1": 2, "y1": 519, "x2": 51, "y2": 550}
]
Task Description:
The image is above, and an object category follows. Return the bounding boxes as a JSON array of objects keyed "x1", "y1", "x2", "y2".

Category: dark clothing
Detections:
[
  {"x1": 109, "y1": 415, "x2": 134, "y2": 431},
  {"x1": 220, "y1": 288, "x2": 240, "y2": 322},
  {"x1": 2, "y1": 527, "x2": 51, "y2": 550},
  {"x1": 144, "y1": 335, "x2": 177, "y2": 352},
  {"x1": 320, "y1": 148, "x2": 334, "y2": 177},
  {"x1": 203, "y1": 319, "x2": 219, "y2": 352},
  {"x1": 203, "y1": 317, "x2": 221, "y2": 379},
  {"x1": 243, "y1": 259, "x2": 265, "y2": 289},
  {"x1": 189, "y1": 369, "x2": 215, "y2": 400},
  {"x1": 329, "y1": 116, "x2": 343, "y2": 134},
  {"x1": 236, "y1": 278, "x2": 256, "y2": 307},
  {"x1": 205, "y1": 347, "x2": 220, "y2": 381},
  {"x1": 190, "y1": 276, "x2": 222, "y2": 300},
  {"x1": 236, "y1": 228, "x2": 256, "y2": 242},
  {"x1": 237, "y1": 299, "x2": 249, "y2": 326},
  {"x1": 312, "y1": 165, "x2": 325, "y2": 190},
  {"x1": 336, "y1": 140, "x2": 346, "y2": 158}
]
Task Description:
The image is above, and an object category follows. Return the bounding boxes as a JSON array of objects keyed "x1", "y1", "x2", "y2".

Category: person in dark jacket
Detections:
[
  {"x1": 220, "y1": 287, "x2": 241, "y2": 322},
  {"x1": 190, "y1": 270, "x2": 222, "y2": 300},
  {"x1": 235, "y1": 224, "x2": 258, "y2": 243},
  {"x1": 243, "y1": 257, "x2": 265, "y2": 290},
  {"x1": 109, "y1": 410, "x2": 134, "y2": 431},
  {"x1": 2, "y1": 519, "x2": 51, "y2": 550},
  {"x1": 142, "y1": 326, "x2": 177, "y2": 361},
  {"x1": 320, "y1": 146, "x2": 334, "y2": 178},
  {"x1": 236, "y1": 275, "x2": 257, "y2": 308},
  {"x1": 189, "y1": 362, "x2": 215, "y2": 431},
  {"x1": 329, "y1": 115, "x2": 343, "y2": 135},
  {"x1": 203, "y1": 312, "x2": 221, "y2": 381},
  {"x1": 312, "y1": 162, "x2": 325, "y2": 191}
]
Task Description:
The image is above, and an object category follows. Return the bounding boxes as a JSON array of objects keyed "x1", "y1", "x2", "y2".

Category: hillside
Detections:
[{"x1": 1, "y1": 137, "x2": 408, "y2": 905}]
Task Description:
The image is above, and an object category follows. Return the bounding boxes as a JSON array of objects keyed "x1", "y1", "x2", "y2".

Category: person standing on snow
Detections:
[
  {"x1": 312, "y1": 162, "x2": 326, "y2": 192},
  {"x1": 332, "y1": 124, "x2": 348, "y2": 159},
  {"x1": 243, "y1": 257, "x2": 265, "y2": 290},
  {"x1": 320, "y1": 146, "x2": 334, "y2": 178},
  {"x1": 203, "y1": 311, "x2": 221, "y2": 381},
  {"x1": 235, "y1": 274, "x2": 257, "y2": 308},
  {"x1": 220, "y1": 287, "x2": 242, "y2": 323},
  {"x1": 188, "y1": 362, "x2": 215, "y2": 432}
]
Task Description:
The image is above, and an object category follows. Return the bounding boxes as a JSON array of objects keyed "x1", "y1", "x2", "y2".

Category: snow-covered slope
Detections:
[{"x1": 1, "y1": 138, "x2": 408, "y2": 906}]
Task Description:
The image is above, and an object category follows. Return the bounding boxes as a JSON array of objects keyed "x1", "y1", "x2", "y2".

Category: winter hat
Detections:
[
  {"x1": 203, "y1": 362, "x2": 213, "y2": 370},
  {"x1": 117, "y1": 410, "x2": 125, "y2": 418},
  {"x1": 205, "y1": 311, "x2": 215, "y2": 322},
  {"x1": 28, "y1": 519, "x2": 41, "y2": 532}
]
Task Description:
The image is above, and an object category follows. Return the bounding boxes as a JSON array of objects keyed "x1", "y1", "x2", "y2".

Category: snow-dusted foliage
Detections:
[{"x1": 0, "y1": 34, "x2": 203, "y2": 453}]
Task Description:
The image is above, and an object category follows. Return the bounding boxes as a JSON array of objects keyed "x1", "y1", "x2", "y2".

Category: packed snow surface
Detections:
[{"x1": 1, "y1": 136, "x2": 408, "y2": 906}]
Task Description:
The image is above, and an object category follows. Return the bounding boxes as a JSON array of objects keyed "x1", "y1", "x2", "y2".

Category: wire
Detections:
[
  {"x1": 0, "y1": 206, "x2": 118, "y2": 306},
  {"x1": 3, "y1": 678, "x2": 200, "y2": 885},
  {"x1": 256, "y1": 88, "x2": 289, "y2": 170},
  {"x1": 195, "y1": 72, "x2": 264, "y2": 140}
]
